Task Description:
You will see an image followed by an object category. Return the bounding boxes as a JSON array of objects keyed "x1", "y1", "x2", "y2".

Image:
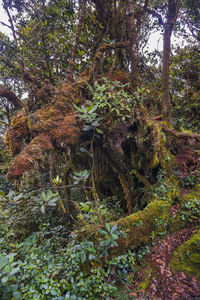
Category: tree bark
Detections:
[
  {"x1": 162, "y1": 0, "x2": 179, "y2": 122},
  {"x1": 125, "y1": 0, "x2": 139, "y2": 84},
  {"x1": 0, "y1": 86, "x2": 23, "y2": 109}
]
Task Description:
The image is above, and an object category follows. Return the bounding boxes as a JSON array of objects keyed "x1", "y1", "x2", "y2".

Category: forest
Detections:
[{"x1": 0, "y1": 0, "x2": 200, "y2": 299}]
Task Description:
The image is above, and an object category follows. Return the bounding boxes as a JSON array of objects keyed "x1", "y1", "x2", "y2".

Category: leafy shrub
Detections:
[
  {"x1": 0, "y1": 190, "x2": 65, "y2": 241},
  {"x1": 0, "y1": 224, "x2": 133, "y2": 299},
  {"x1": 73, "y1": 78, "x2": 133, "y2": 134},
  {"x1": 180, "y1": 197, "x2": 200, "y2": 222}
]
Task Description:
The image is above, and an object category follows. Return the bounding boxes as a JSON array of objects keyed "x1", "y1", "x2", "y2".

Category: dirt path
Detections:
[{"x1": 128, "y1": 228, "x2": 200, "y2": 299}]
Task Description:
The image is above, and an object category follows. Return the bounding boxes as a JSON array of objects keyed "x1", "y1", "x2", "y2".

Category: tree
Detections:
[
  {"x1": 0, "y1": 0, "x2": 199, "y2": 211},
  {"x1": 0, "y1": 1, "x2": 200, "y2": 298}
]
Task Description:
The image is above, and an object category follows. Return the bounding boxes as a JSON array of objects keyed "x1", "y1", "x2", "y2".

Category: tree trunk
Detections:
[
  {"x1": 125, "y1": 0, "x2": 139, "y2": 84},
  {"x1": 162, "y1": 0, "x2": 179, "y2": 123}
]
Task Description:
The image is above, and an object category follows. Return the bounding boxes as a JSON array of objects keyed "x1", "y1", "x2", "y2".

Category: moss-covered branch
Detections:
[{"x1": 0, "y1": 85, "x2": 23, "y2": 109}]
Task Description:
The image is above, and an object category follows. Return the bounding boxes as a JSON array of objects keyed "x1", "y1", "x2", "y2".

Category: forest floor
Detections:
[{"x1": 123, "y1": 228, "x2": 200, "y2": 299}]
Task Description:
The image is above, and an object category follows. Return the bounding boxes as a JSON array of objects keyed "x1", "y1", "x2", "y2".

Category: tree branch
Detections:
[
  {"x1": 0, "y1": 21, "x2": 12, "y2": 29},
  {"x1": 161, "y1": 125, "x2": 200, "y2": 140},
  {"x1": 0, "y1": 86, "x2": 23, "y2": 109},
  {"x1": 145, "y1": 8, "x2": 164, "y2": 25}
]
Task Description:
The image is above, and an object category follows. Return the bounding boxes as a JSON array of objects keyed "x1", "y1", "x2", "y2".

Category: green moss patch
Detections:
[{"x1": 170, "y1": 230, "x2": 200, "y2": 281}]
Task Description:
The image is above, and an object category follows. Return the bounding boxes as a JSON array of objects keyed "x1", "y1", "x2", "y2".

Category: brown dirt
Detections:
[{"x1": 126, "y1": 228, "x2": 200, "y2": 299}]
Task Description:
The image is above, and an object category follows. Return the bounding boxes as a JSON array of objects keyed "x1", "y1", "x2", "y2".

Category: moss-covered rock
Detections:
[{"x1": 169, "y1": 230, "x2": 200, "y2": 281}]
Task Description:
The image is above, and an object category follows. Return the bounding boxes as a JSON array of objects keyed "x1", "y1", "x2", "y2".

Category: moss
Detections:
[
  {"x1": 77, "y1": 200, "x2": 171, "y2": 255},
  {"x1": 77, "y1": 185, "x2": 200, "y2": 259},
  {"x1": 6, "y1": 84, "x2": 81, "y2": 179},
  {"x1": 169, "y1": 230, "x2": 200, "y2": 281},
  {"x1": 139, "y1": 266, "x2": 152, "y2": 291},
  {"x1": 5, "y1": 110, "x2": 29, "y2": 155},
  {"x1": 108, "y1": 71, "x2": 130, "y2": 85},
  {"x1": 113, "y1": 200, "x2": 170, "y2": 253},
  {"x1": 7, "y1": 134, "x2": 53, "y2": 180},
  {"x1": 149, "y1": 152, "x2": 159, "y2": 169}
]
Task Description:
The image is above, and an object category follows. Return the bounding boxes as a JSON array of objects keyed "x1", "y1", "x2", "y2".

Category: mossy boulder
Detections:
[{"x1": 169, "y1": 230, "x2": 200, "y2": 281}]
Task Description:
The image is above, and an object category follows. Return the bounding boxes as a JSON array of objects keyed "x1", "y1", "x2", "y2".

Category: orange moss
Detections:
[
  {"x1": 108, "y1": 70, "x2": 131, "y2": 85},
  {"x1": 51, "y1": 114, "x2": 80, "y2": 147},
  {"x1": 7, "y1": 134, "x2": 52, "y2": 180},
  {"x1": 5, "y1": 110, "x2": 29, "y2": 155},
  {"x1": 6, "y1": 82, "x2": 82, "y2": 180},
  {"x1": 7, "y1": 152, "x2": 34, "y2": 179}
]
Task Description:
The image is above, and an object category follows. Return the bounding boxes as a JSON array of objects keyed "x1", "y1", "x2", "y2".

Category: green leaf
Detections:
[
  {"x1": 105, "y1": 223, "x2": 110, "y2": 232},
  {"x1": 48, "y1": 200, "x2": 57, "y2": 206},
  {"x1": 105, "y1": 238, "x2": 111, "y2": 246},
  {"x1": 88, "y1": 83, "x2": 94, "y2": 93},
  {"x1": 110, "y1": 224, "x2": 118, "y2": 233},
  {"x1": 80, "y1": 251, "x2": 86, "y2": 264},
  {"x1": 13, "y1": 193, "x2": 23, "y2": 201},
  {"x1": 51, "y1": 289, "x2": 58, "y2": 296},
  {"x1": 96, "y1": 128, "x2": 103, "y2": 134},
  {"x1": 13, "y1": 291, "x2": 21, "y2": 300},
  {"x1": 9, "y1": 266, "x2": 20, "y2": 276},
  {"x1": 86, "y1": 103, "x2": 95, "y2": 113},
  {"x1": 88, "y1": 254, "x2": 95, "y2": 261},
  {"x1": 1, "y1": 276, "x2": 9, "y2": 284},
  {"x1": 111, "y1": 233, "x2": 118, "y2": 240},
  {"x1": 9, "y1": 255, "x2": 14, "y2": 263},
  {"x1": 0, "y1": 257, "x2": 8, "y2": 269},
  {"x1": 73, "y1": 103, "x2": 84, "y2": 113},
  {"x1": 41, "y1": 206, "x2": 46, "y2": 214},
  {"x1": 112, "y1": 240, "x2": 118, "y2": 247},
  {"x1": 98, "y1": 229, "x2": 108, "y2": 236}
]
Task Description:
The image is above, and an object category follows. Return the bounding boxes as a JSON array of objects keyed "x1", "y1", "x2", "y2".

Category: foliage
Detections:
[
  {"x1": 170, "y1": 46, "x2": 200, "y2": 132},
  {"x1": 98, "y1": 223, "x2": 126, "y2": 257},
  {"x1": 180, "y1": 197, "x2": 200, "y2": 222},
  {"x1": 73, "y1": 170, "x2": 90, "y2": 185},
  {"x1": 38, "y1": 190, "x2": 58, "y2": 214},
  {"x1": 74, "y1": 78, "x2": 133, "y2": 133},
  {"x1": 73, "y1": 102, "x2": 102, "y2": 133},
  {"x1": 152, "y1": 170, "x2": 174, "y2": 202},
  {"x1": 0, "y1": 221, "x2": 135, "y2": 299},
  {"x1": 77, "y1": 199, "x2": 124, "y2": 226},
  {"x1": 0, "y1": 0, "x2": 200, "y2": 297},
  {"x1": 0, "y1": 190, "x2": 64, "y2": 241},
  {"x1": 91, "y1": 79, "x2": 133, "y2": 122}
]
